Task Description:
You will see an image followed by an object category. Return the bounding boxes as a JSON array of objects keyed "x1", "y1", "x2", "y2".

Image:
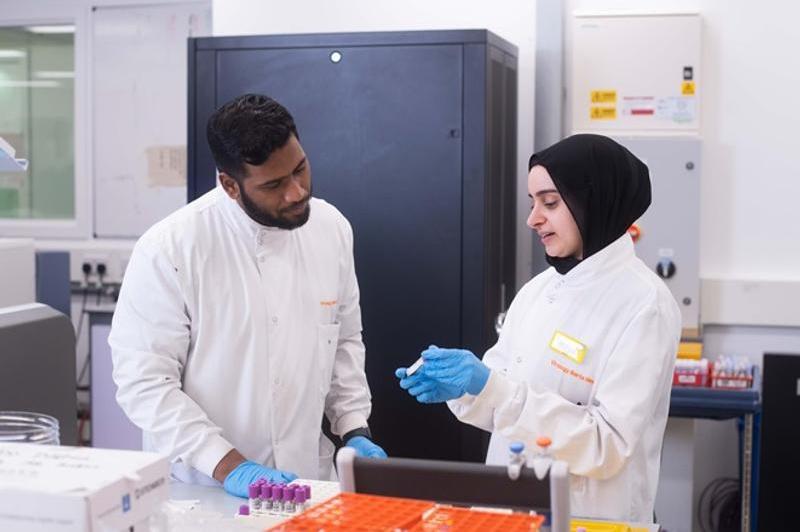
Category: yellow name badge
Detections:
[{"x1": 549, "y1": 331, "x2": 588, "y2": 364}]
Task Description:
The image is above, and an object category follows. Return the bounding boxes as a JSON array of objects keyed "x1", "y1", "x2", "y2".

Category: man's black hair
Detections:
[{"x1": 206, "y1": 93, "x2": 298, "y2": 181}]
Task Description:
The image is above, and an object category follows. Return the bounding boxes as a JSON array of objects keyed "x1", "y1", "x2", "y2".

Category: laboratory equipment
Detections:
[
  {"x1": 0, "y1": 303, "x2": 77, "y2": 444},
  {"x1": 507, "y1": 441, "x2": 526, "y2": 480},
  {"x1": 758, "y1": 353, "x2": 800, "y2": 530},
  {"x1": 0, "y1": 239, "x2": 35, "y2": 308},
  {"x1": 673, "y1": 358, "x2": 710, "y2": 387},
  {"x1": 710, "y1": 355, "x2": 754, "y2": 389},
  {"x1": 241, "y1": 480, "x2": 318, "y2": 518},
  {"x1": 0, "y1": 411, "x2": 59, "y2": 444},
  {"x1": 188, "y1": 29, "x2": 518, "y2": 462},
  {"x1": 406, "y1": 356, "x2": 424, "y2": 376},
  {"x1": 569, "y1": 13, "x2": 702, "y2": 135},
  {"x1": 271, "y1": 492, "x2": 546, "y2": 531},
  {"x1": 336, "y1": 445, "x2": 569, "y2": 531},
  {"x1": 566, "y1": 13, "x2": 703, "y2": 336}
]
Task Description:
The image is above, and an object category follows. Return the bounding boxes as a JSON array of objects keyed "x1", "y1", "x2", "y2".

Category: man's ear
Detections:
[{"x1": 218, "y1": 172, "x2": 240, "y2": 200}]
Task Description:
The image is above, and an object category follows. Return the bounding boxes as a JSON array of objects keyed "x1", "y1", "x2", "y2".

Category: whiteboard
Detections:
[{"x1": 92, "y1": 2, "x2": 211, "y2": 238}]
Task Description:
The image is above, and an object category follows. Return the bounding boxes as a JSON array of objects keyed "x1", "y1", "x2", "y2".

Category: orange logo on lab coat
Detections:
[{"x1": 550, "y1": 359, "x2": 595, "y2": 384}]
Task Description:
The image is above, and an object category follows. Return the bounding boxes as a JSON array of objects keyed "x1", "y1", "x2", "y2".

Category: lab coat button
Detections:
[
  {"x1": 516, "y1": 356, "x2": 522, "y2": 363},
  {"x1": 272, "y1": 316, "x2": 278, "y2": 324}
]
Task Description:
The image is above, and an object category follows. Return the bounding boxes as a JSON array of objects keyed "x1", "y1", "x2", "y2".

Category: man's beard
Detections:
[{"x1": 240, "y1": 186, "x2": 312, "y2": 230}]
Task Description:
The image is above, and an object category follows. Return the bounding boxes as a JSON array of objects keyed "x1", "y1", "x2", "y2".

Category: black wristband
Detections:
[{"x1": 342, "y1": 426, "x2": 372, "y2": 443}]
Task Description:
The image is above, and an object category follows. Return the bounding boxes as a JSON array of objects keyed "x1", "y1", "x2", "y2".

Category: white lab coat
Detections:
[
  {"x1": 449, "y1": 234, "x2": 681, "y2": 523},
  {"x1": 109, "y1": 188, "x2": 371, "y2": 484}
]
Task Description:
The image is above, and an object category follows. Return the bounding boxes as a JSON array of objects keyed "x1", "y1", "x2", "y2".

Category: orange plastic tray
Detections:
[
  {"x1": 410, "y1": 506, "x2": 544, "y2": 531},
  {"x1": 269, "y1": 492, "x2": 434, "y2": 531},
  {"x1": 270, "y1": 492, "x2": 544, "y2": 531}
]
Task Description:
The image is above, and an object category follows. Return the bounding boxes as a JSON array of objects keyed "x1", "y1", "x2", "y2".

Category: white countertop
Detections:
[{"x1": 166, "y1": 481, "x2": 659, "y2": 531}]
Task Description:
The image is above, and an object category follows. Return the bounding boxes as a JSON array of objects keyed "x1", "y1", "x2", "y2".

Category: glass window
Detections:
[{"x1": 0, "y1": 25, "x2": 74, "y2": 219}]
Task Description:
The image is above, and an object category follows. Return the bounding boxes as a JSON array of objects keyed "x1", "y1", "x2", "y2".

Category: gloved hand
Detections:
[
  {"x1": 395, "y1": 345, "x2": 490, "y2": 403},
  {"x1": 346, "y1": 435, "x2": 388, "y2": 458},
  {"x1": 223, "y1": 460, "x2": 298, "y2": 498}
]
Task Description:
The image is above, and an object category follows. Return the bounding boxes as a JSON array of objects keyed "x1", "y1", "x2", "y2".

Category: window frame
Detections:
[{"x1": 0, "y1": 7, "x2": 91, "y2": 239}]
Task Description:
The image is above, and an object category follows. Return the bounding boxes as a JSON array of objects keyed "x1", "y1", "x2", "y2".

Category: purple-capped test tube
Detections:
[
  {"x1": 248, "y1": 484, "x2": 260, "y2": 512},
  {"x1": 294, "y1": 488, "x2": 307, "y2": 512},
  {"x1": 260, "y1": 483, "x2": 272, "y2": 511},
  {"x1": 239, "y1": 504, "x2": 250, "y2": 516},
  {"x1": 282, "y1": 486, "x2": 295, "y2": 513},
  {"x1": 272, "y1": 484, "x2": 284, "y2": 512}
]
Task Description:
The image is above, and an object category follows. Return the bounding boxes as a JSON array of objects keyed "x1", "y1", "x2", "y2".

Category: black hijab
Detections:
[{"x1": 528, "y1": 134, "x2": 651, "y2": 275}]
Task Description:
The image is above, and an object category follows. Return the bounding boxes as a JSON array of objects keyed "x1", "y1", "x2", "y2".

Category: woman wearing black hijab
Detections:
[{"x1": 397, "y1": 135, "x2": 681, "y2": 523}]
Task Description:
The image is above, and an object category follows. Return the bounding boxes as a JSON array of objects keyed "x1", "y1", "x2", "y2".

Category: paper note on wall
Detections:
[{"x1": 145, "y1": 145, "x2": 186, "y2": 187}]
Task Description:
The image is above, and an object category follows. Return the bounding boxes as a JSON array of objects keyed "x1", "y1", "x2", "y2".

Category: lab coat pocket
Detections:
[
  {"x1": 317, "y1": 322, "x2": 341, "y2": 396},
  {"x1": 558, "y1": 368, "x2": 593, "y2": 407}
]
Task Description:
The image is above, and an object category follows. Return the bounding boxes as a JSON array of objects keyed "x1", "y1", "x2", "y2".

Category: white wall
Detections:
[
  {"x1": 566, "y1": 0, "x2": 800, "y2": 326},
  {"x1": 213, "y1": 0, "x2": 537, "y2": 289}
]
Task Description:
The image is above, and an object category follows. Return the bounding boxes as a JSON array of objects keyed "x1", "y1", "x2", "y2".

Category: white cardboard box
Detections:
[{"x1": 0, "y1": 443, "x2": 169, "y2": 531}]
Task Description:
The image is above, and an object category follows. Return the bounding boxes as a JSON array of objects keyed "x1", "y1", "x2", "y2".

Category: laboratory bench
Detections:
[{"x1": 167, "y1": 480, "x2": 660, "y2": 531}]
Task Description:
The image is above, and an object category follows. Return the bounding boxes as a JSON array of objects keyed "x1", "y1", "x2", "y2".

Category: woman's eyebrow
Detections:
[{"x1": 528, "y1": 189, "x2": 559, "y2": 198}]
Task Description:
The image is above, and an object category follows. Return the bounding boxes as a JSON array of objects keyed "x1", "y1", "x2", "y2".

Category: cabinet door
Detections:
[{"x1": 216, "y1": 44, "x2": 465, "y2": 460}]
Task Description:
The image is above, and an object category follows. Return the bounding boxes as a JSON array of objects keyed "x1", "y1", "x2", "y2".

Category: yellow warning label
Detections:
[
  {"x1": 590, "y1": 90, "x2": 617, "y2": 104},
  {"x1": 681, "y1": 81, "x2": 696, "y2": 95},
  {"x1": 590, "y1": 106, "x2": 617, "y2": 120}
]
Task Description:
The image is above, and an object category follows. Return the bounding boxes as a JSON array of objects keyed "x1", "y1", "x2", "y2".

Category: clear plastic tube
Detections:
[{"x1": 0, "y1": 411, "x2": 60, "y2": 445}]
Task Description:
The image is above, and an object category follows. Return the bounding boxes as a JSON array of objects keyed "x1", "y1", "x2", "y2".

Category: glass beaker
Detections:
[{"x1": 0, "y1": 411, "x2": 60, "y2": 445}]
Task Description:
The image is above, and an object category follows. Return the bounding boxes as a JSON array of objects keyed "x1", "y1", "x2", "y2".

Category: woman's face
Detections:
[{"x1": 527, "y1": 165, "x2": 583, "y2": 259}]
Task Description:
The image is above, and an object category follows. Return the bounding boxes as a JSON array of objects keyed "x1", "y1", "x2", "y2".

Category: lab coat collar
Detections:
[
  {"x1": 557, "y1": 233, "x2": 634, "y2": 285},
  {"x1": 217, "y1": 187, "x2": 290, "y2": 254}
]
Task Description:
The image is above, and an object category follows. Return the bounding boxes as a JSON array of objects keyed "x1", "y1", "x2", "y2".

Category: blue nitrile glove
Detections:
[
  {"x1": 396, "y1": 346, "x2": 490, "y2": 403},
  {"x1": 223, "y1": 460, "x2": 298, "y2": 498},
  {"x1": 345, "y1": 436, "x2": 388, "y2": 459}
]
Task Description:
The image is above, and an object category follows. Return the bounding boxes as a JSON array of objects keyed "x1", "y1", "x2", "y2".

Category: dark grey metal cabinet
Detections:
[{"x1": 188, "y1": 30, "x2": 517, "y2": 462}]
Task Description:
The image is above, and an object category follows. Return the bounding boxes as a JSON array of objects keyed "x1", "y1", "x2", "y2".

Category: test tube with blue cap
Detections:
[{"x1": 507, "y1": 441, "x2": 526, "y2": 480}]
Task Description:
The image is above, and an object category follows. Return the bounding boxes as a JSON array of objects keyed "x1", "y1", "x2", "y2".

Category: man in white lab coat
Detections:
[
  {"x1": 110, "y1": 93, "x2": 386, "y2": 497},
  {"x1": 397, "y1": 134, "x2": 681, "y2": 523}
]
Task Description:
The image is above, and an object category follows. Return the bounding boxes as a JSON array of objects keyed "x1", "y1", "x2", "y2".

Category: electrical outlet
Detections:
[
  {"x1": 84, "y1": 253, "x2": 111, "y2": 283},
  {"x1": 60, "y1": 242, "x2": 135, "y2": 284}
]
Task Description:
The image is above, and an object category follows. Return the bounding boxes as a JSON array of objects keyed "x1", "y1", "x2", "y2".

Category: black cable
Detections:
[
  {"x1": 698, "y1": 477, "x2": 739, "y2": 532},
  {"x1": 75, "y1": 287, "x2": 91, "y2": 388}
]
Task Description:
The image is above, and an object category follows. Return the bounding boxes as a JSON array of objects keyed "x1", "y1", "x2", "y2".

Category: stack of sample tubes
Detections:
[{"x1": 241, "y1": 478, "x2": 312, "y2": 516}]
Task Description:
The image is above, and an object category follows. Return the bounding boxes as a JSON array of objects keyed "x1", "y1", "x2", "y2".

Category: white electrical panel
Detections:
[{"x1": 569, "y1": 13, "x2": 701, "y2": 135}]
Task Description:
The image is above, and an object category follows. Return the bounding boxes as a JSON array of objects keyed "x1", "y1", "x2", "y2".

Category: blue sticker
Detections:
[{"x1": 122, "y1": 494, "x2": 131, "y2": 513}]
